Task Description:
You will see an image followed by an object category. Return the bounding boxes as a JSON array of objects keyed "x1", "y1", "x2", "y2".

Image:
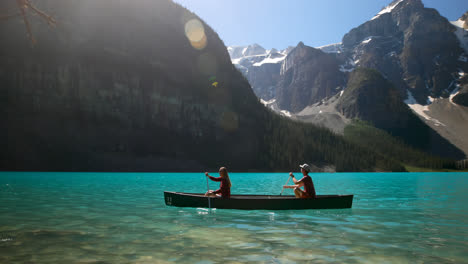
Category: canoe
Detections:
[{"x1": 164, "y1": 191, "x2": 353, "y2": 210}]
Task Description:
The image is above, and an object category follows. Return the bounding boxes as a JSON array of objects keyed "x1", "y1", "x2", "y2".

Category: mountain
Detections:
[
  {"x1": 450, "y1": 11, "x2": 468, "y2": 53},
  {"x1": 228, "y1": 44, "x2": 266, "y2": 59},
  {"x1": 0, "y1": 0, "x2": 400, "y2": 172},
  {"x1": 227, "y1": 0, "x2": 468, "y2": 159},
  {"x1": 338, "y1": 0, "x2": 467, "y2": 158},
  {"x1": 315, "y1": 43, "x2": 343, "y2": 54},
  {"x1": 228, "y1": 44, "x2": 292, "y2": 100},
  {"x1": 342, "y1": 0, "x2": 464, "y2": 104},
  {"x1": 451, "y1": 11, "x2": 468, "y2": 106},
  {"x1": 336, "y1": 68, "x2": 409, "y2": 130},
  {"x1": 276, "y1": 42, "x2": 346, "y2": 113},
  {"x1": 228, "y1": 42, "x2": 352, "y2": 134},
  {"x1": 0, "y1": 0, "x2": 257, "y2": 171},
  {"x1": 453, "y1": 74, "x2": 468, "y2": 106},
  {"x1": 336, "y1": 68, "x2": 463, "y2": 157}
]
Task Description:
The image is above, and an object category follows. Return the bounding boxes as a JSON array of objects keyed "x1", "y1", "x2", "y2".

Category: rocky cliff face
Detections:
[
  {"x1": 1, "y1": 0, "x2": 395, "y2": 172},
  {"x1": 336, "y1": 68, "x2": 405, "y2": 130},
  {"x1": 0, "y1": 0, "x2": 264, "y2": 171},
  {"x1": 244, "y1": 62, "x2": 282, "y2": 100},
  {"x1": 336, "y1": 68, "x2": 464, "y2": 159},
  {"x1": 459, "y1": 11, "x2": 468, "y2": 29},
  {"x1": 342, "y1": 0, "x2": 465, "y2": 104},
  {"x1": 451, "y1": 12, "x2": 468, "y2": 106},
  {"x1": 276, "y1": 42, "x2": 346, "y2": 112},
  {"x1": 228, "y1": 44, "x2": 290, "y2": 100},
  {"x1": 337, "y1": 0, "x2": 468, "y2": 157},
  {"x1": 453, "y1": 74, "x2": 468, "y2": 106},
  {"x1": 229, "y1": 0, "x2": 467, "y2": 109},
  {"x1": 225, "y1": 0, "x2": 468, "y2": 158}
]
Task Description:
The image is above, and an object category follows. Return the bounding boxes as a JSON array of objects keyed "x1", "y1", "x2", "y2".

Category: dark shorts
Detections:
[{"x1": 297, "y1": 189, "x2": 315, "y2": 198}]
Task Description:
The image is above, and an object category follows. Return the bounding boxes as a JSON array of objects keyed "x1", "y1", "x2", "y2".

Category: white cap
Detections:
[{"x1": 299, "y1": 163, "x2": 311, "y2": 172}]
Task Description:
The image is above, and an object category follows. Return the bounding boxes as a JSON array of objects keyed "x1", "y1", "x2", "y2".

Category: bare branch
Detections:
[{"x1": 27, "y1": 1, "x2": 56, "y2": 27}]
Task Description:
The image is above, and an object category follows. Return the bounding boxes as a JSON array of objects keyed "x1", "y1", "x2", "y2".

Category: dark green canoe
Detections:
[{"x1": 164, "y1": 191, "x2": 353, "y2": 210}]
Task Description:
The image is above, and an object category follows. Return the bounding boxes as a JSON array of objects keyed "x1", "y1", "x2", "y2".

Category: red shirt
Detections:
[
  {"x1": 298, "y1": 175, "x2": 316, "y2": 198},
  {"x1": 208, "y1": 176, "x2": 231, "y2": 198}
]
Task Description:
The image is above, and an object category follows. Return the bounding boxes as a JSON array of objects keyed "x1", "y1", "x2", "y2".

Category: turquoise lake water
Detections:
[{"x1": 0, "y1": 172, "x2": 467, "y2": 263}]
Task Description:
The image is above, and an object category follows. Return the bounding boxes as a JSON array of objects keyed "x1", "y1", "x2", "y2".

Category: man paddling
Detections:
[{"x1": 283, "y1": 163, "x2": 316, "y2": 198}]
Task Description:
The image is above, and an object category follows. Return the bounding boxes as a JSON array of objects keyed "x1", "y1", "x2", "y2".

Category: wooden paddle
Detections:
[
  {"x1": 205, "y1": 172, "x2": 211, "y2": 210},
  {"x1": 280, "y1": 174, "x2": 292, "y2": 195}
]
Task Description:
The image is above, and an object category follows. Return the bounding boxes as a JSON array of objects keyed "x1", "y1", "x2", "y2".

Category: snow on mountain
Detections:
[
  {"x1": 451, "y1": 19, "x2": 468, "y2": 53},
  {"x1": 361, "y1": 37, "x2": 373, "y2": 44},
  {"x1": 266, "y1": 48, "x2": 278, "y2": 54},
  {"x1": 226, "y1": 1, "x2": 468, "y2": 157},
  {"x1": 260, "y1": 98, "x2": 276, "y2": 106},
  {"x1": 339, "y1": 59, "x2": 356, "y2": 73},
  {"x1": 316, "y1": 43, "x2": 343, "y2": 53},
  {"x1": 228, "y1": 44, "x2": 266, "y2": 60},
  {"x1": 227, "y1": 44, "x2": 293, "y2": 100},
  {"x1": 371, "y1": 0, "x2": 404, "y2": 20},
  {"x1": 253, "y1": 53, "x2": 287, "y2": 66},
  {"x1": 228, "y1": 44, "x2": 291, "y2": 66},
  {"x1": 450, "y1": 88, "x2": 460, "y2": 105},
  {"x1": 404, "y1": 90, "x2": 446, "y2": 126}
]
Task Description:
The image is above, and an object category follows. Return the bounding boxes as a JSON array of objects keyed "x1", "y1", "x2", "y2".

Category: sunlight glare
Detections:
[{"x1": 184, "y1": 19, "x2": 207, "y2": 50}]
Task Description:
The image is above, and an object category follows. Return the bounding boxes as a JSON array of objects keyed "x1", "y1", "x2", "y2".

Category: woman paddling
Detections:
[
  {"x1": 205, "y1": 167, "x2": 231, "y2": 198},
  {"x1": 283, "y1": 163, "x2": 316, "y2": 198}
]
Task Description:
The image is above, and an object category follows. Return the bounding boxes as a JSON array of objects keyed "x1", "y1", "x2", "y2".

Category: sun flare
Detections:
[{"x1": 184, "y1": 18, "x2": 207, "y2": 50}]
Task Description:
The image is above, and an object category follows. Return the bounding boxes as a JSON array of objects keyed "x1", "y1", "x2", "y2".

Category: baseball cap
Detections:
[{"x1": 299, "y1": 163, "x2": 311, "y2": 172}]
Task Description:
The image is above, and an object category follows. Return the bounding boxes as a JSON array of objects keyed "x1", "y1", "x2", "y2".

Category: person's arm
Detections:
[
  {"x1": 205, "y1": 172, "x2": 222, "y2": 182},
  {"x1": 289, "y1": 172, "x2": 304, "y2": 186},
  {"x1": 283, "y1": 172, "x2": 303, "y2": 189}
]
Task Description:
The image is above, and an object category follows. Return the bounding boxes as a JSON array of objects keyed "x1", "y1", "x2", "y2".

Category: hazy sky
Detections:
[{"x1": 174, "y1": 0, "x2": 468, "y2": 50}]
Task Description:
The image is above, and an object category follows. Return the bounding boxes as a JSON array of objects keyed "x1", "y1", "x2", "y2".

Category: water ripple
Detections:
[{"x1": 0, "y1": 172, "x2": 467, "y2": 263}]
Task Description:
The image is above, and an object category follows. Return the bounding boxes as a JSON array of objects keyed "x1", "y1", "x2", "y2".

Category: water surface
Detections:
[{"x1": 1, "y1": 172, "x2": 467, "y2": 263}]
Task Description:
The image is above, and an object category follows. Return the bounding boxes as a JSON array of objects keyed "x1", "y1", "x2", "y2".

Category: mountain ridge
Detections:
[
  {"x1": 0, "y1": 0, "x2": 406, "y2": 171},
  {"x1": 227, "y1": 0, "x2": 468, "y2": 159}
]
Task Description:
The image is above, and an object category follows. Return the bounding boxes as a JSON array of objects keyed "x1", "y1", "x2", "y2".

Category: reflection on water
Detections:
[{"x1": 0, "y1": 172, "x2": 467, "y2": 263}]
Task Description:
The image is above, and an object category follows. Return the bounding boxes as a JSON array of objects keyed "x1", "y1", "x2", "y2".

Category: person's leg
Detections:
[
  {"x1": 293, "y1": 187, "x2": 305, "y2": 198},
  {"x1": 205, "y1": 191, "x2": 216, "y2": 197},
  {"x1": 205, "y1": 189, "x2": 221, "y2": 197}
]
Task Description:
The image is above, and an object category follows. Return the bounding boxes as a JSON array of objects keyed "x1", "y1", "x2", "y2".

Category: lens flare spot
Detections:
[{"x1": 185, "y1": 19, "x2": 207, "y2": 50}]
